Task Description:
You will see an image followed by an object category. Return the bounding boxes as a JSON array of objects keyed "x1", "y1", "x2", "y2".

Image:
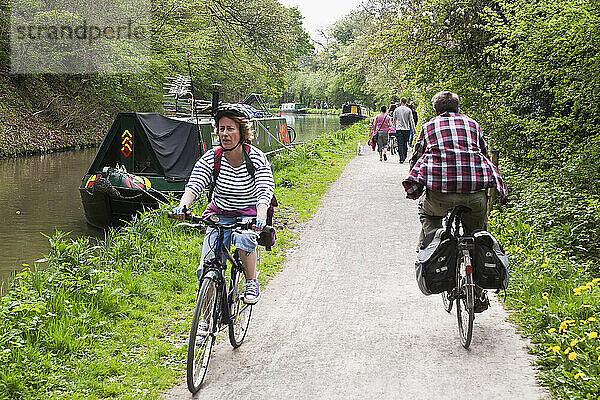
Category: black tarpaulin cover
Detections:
[{"x1": 137, "y1": 113, "x2": 202, "y2": 181}]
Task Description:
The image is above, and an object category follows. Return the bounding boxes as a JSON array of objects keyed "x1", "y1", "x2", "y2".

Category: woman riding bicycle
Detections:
[{"x1": 172, "y1": 104, "x2": 275, "y2": 305}]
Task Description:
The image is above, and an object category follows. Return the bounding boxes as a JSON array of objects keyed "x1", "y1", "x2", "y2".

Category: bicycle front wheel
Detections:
[
  {"x1": 228, "y1": 267, "x2": 252, "y2": 348},
  {"x1": 456, "y1": 271, "x2": 474, "y2": 349},
  {"x1": 187, "y1": 277, "x2": 217, "y2": 393}
]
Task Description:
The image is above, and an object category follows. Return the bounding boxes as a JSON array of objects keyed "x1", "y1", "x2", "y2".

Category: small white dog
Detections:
[{"x1": 357, "y1": 141, "x2": 366, "y2": 155}]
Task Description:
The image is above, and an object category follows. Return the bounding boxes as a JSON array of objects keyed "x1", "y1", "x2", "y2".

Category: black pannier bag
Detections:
[
  {"x1": 471, "y1": 230, "x2": 509, "y2": 290},
  {"x1": 415, "y1": 228, "x2": 457, "y2": 295}
]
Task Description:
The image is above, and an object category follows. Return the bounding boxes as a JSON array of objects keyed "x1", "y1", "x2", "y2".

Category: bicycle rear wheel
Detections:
[
  {"x1": 228, "y1": 267, "x2": 252, "y2": 348},
  {"x1": 456, "y1": 266, "x2": 474, "y2": 349},
  {"x1": 187, "y1": 277, "x2": 217, "y2": 393}
]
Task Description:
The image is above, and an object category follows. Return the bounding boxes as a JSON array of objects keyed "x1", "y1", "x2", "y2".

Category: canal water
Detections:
[{"x1": 0, "y1": 114, "x2": 340, "y2": 283}]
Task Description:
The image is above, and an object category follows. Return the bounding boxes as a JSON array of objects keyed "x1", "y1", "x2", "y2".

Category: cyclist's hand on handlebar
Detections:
[
  {"x1": 252, "y1": 218, "x2": 266, "y2": 232},
  {"x1": 171, "y1": 205, "x2": 189, "y2": 221}
]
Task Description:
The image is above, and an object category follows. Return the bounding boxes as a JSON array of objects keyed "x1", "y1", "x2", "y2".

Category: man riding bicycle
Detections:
[
  {"x1": 172, "y1": 104, "x2": 275, "y2": 305},
  {"x1": 402, "y1": 91, "x2": 508, "y2": 311}
]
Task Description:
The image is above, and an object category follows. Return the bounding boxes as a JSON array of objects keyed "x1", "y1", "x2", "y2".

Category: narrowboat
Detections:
[
  {"x1": 279, "y1": 102, "x2": 307, "y2": 114},
  {"x1": 80, "y1": 81, "x2": 295, "y2": 229},
  {"x1": 339, "y1": 103, "x2": 369, "y2": 125}
]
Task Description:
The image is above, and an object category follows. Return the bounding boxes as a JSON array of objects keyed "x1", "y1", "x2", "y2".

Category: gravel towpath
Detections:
[{"x1": 163, "y1": 147, "x2": 548, "y2": 400}]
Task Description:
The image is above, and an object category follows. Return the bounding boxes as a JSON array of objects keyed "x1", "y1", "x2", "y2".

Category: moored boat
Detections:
[
  {"x1": 80, "y1": 81, "x2": 295, "y2": 229},
  {"x1": 279, "y1": 102, "x2": 307, "y2": 114},
  {"x1": 339, "y1": 103, "x2": 369, "y2": 125}
]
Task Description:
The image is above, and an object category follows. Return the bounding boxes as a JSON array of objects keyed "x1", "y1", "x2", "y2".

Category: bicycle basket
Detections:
[{"x1": 415, "y1": 228, "x2": 457, "y2": 295}]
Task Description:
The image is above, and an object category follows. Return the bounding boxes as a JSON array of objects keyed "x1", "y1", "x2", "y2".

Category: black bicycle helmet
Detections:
[{"x1": 213, "y1": 103, "x2": 251, "y2": 122}]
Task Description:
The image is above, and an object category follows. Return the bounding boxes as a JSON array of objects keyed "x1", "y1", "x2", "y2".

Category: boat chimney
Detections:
[{"x1": 211, "y1": 84, "x2": 222, "y2": 116}]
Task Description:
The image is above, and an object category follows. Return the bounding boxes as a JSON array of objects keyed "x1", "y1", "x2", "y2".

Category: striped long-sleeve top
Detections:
[{"x1": 186, "y1": 145, "x2": 275, "y2": 212}]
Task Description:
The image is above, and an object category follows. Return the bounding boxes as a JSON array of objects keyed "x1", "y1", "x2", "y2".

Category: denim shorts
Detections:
[{"x1": 197, "y1": 216, "x2": 257, "y2": 283}]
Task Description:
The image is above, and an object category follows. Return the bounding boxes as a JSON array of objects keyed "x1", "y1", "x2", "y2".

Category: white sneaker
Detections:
[{"x1": 244, "y1": 280, "x2": 260, "y2": 305}]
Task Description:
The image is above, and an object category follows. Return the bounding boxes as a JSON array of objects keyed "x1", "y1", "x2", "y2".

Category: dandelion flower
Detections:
[
  {"x1": 548, "y1": 328, "x2": 556, "y2": 334},
  {"x1": 559, "y1": 322, "x2": 569, "y2": 333},
  {"x1": 568, "y1": 352, "x2": 577, "y2": 361},
  {"x1": 570, "y1": 340, "x2": 579, "y2": 347},
  {"x1": 589, "y1": 332, "x2": 598, "y2": 339},
  {"x1": 564, "y1": 347, "x2": 571, "y2": 354},
  {"x1": 574, "y1": 372, "x2": 583, "y2": 380},
  {"x1": 589, "y1": 317, "x2": 597, "y2": 322},
  {"x1": 551, "y1": 346, "x2": 560, "y2": 354},
  {"x1": 541, "y1": 263, "x2": 548, "y2": 269},
  {"x1": 542, "y1": 292, "x2": 549, "y2": 299}
]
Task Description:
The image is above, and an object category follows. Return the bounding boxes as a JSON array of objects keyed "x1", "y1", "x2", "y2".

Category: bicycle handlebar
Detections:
[{"x1": 167, "y1": 212, "x2": 274, "y2": 234}]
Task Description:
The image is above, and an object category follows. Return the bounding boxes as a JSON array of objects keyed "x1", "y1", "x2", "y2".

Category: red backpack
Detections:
[{"x1": 210, "y1": 144, "x2": 278, "y2": 251}]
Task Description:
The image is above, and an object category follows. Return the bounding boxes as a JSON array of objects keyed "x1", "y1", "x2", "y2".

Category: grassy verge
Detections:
[
  {"x1": 488, "y1": 169, "x2": 600, "y2": 399},
  {"x1": 0, "y1": 122, "x2": 368, "y2": 399}
]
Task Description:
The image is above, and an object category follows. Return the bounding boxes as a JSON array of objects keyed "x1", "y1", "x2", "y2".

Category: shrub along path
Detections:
[{"x1": 164, "y1": 148, "x2": 548, "y2": 399}]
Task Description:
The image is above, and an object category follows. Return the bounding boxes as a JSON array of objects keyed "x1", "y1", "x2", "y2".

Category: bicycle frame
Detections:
[{"x1": 201, "y1": 225, "x2": 247, "y2": 329}]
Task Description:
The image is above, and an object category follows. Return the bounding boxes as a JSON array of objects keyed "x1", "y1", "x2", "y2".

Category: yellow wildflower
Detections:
[
  {"x1": 589, "y1": 332, "x2": 598, "y2": 339},
  {"x1": 568, "y1": 352, "x2": 577, "y2": 361},
  {"x1": 551, "y1": 346, "x2": 561, "y2": 354},
  {"x1": 574, "y1": 372, "x2": 584, "y2": 380},
  {"x1": 581, "y1": 305, "x2": 591, "y2": 308},
  {"x1": 559, "y1": 321, "x2": 569, "y2": 333},
  {"x1": 592, "y1": 278, "x2": 600, "y2": 284},
  {"x1": 588, "y1": 317, "x2": 597, "y2": 322},
  {"x1": 542, "y1": 292, "x2": 549, "y2": 300},
  {"x1": 581, "y1": 320, "x2": 589, "y2": 325},
  {"x1": 564, "y1": 347, "x2": 572, "y2": 354},
  {"x1": 541, "y1": 263, "x2": 548, "y2": 269},
  {"x1": 548, "y1": 328, "x2": 556, "y2": 334},
  {"x1": 570, "y1": 339, "x2": 579, "y2": 347},
  {"x1": 573, "y1": 288, "x2": 582, "y2": 296},
  {"x1": 566, "y1": 320, "x2": 576, "y2": 324},
  {"x1": 544, "y1": 257, "x2": 550, "y2": 263}
]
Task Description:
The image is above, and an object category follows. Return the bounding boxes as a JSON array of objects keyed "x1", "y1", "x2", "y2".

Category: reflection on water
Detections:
[
  {"x1": 281, "y1": 114, "x2": 340, "y2": 143},
  {"x1": 0, "y1": 148, "x2": 103, "y2": 282},
  {"x1": 0, "y1": 115, "x2": 339, "y2": 284}
]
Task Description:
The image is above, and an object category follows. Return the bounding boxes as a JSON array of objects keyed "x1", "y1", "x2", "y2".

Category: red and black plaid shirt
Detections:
[{"x1": 402, "y1": 112, "x2": 508, "y2": 201}]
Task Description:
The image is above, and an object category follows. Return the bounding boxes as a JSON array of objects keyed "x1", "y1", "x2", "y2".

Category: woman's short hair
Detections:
[
  {"x1": 214, "y1": 105, "x2": 254, "y2": 143},
  {"x1": 380, "y1": 105, "x2": 387, "y2": 113},
  {"x1": 432, "y1": 91, "x2": 459, "y2": 114}
]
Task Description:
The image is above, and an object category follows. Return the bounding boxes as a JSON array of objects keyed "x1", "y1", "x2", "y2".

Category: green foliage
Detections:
[{"x1": 489, "y1": 208, "x2": 600, "y2": 399}]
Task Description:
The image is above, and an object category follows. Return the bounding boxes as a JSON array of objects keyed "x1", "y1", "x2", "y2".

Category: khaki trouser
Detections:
[{"x1": 417, "y1": 189, "x2": 488, "y2": 250}]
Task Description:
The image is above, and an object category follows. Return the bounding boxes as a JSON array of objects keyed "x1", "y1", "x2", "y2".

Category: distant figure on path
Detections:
[
  {"x1": 408, "y1": 101, "x2": 418, "y2": 147},
  {"x1": 374, "y1": 105, "x2": 392, "y2": 161},
  {"x1": 392, "y1": 97, "x2": 415, "y2": 163}
]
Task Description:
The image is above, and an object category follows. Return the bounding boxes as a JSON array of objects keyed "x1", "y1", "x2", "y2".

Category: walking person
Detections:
[
  {"x1": 374, "y1": 105, "x2": 392, "y2": 161},
  {"x1": 392, "y1": 97, "x2": 416, "y2": 163},
  {"x1": 408, "y1": 101, "x2": 418, "y2": 147},
  {"x1": 388, "y1": 103, "x2": 399, "y2": 156}
]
